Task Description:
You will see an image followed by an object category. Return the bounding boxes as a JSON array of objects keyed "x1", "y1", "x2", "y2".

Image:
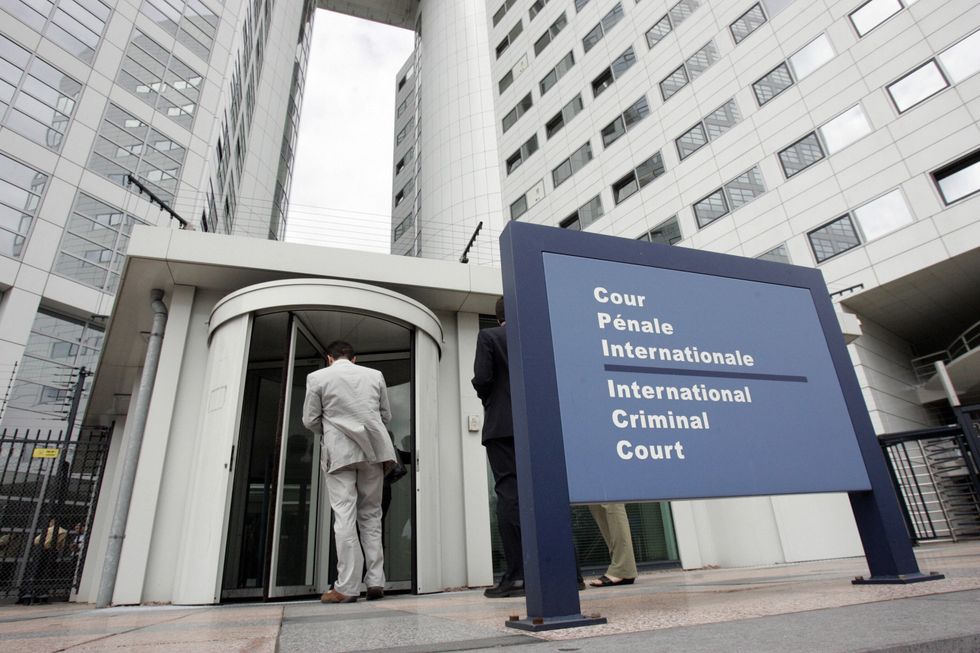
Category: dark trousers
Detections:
[{"x1": 485, "y1": 437, "x2": 522, "y2": 582}]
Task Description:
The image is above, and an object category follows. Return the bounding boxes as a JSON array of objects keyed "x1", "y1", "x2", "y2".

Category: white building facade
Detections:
[{"x1": 0, "y1": 0, "x2": 316, "y2": 432}]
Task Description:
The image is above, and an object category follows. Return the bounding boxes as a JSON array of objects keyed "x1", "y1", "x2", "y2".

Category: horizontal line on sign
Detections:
[{"x1": 603, "y1": 364, "x2": 808, "y2": 383}]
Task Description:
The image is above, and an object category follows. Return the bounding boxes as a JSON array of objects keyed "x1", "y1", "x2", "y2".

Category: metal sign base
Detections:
[
  {"x1": 852, "y1": 572, "x2": 945, "y2": 585},
  {"x1": 506, "y1": 613, "x2": 607, "y2": 631}
]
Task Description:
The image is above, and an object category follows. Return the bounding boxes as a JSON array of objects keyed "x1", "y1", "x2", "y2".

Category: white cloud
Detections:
[{"x1": 286, "y1": 10, "x2": 415, "y2": 252}]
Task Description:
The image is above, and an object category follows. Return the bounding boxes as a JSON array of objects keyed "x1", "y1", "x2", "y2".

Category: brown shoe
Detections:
[
  {"x1": 321, "y1": 589, "x2": 356, "y2": 603},
  {"x1": 366, "y1": 586, "x2": 384, "y2": 601}
]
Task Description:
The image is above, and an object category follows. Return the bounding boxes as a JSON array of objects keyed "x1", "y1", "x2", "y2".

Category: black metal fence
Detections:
[
  {"x1": 880, "y1": 406, "x2": 980, "y2": 543},
  {"x1": 0, "y1": 427, "x2": 110, "y2": 604}
]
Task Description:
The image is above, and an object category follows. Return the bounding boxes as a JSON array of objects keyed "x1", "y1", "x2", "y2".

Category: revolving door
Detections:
[{"x1": 220, "y1": 309, "x2": 415, "y2": 600}]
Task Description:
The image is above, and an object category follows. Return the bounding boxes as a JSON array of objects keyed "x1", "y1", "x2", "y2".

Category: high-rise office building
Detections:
[
  {"x1": 0, "y1": 0, "x2": 318, "y2": 430},
  {"x1": 395, "y1": 0, "x2": 980, "y2": 434}
]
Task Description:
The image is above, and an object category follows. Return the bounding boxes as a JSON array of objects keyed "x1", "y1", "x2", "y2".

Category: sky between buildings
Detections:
[{"x1": 285, "y1": 10, "x2": 415, "y2": 253}]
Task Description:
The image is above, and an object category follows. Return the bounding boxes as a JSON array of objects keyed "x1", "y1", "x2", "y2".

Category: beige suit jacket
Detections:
[{"x1": 302, "y1": 359, "x2": 395, "y2": 474}]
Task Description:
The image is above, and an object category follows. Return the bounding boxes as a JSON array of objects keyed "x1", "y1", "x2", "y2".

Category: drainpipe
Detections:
[{"x1": 96, "y1": 289, "x2": 168, "y2": 608}]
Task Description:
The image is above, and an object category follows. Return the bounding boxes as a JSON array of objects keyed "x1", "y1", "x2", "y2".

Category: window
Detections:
[
  {"x1": 704, "y1": 98, "x2": 741, "y2": 140},
  {"x1": 493, "y1": 0, "x2": 518, "y2": 27},
  {"x1": 583, "y1": 3, "x2": 623, "y2": 53},
  {"x1": 119, "y1": 31, "x2": 202, "y2": 129},
  {"x1": 575, "y1": 0, "x2": 590, "y2": 11},
  {"x1": 693, "y1": 189, "x2": 728, "y2": 226},
  {"x1": 506, "y1": 134, "x2": 539, "y2": 174},
  {"x1": 677, "y1": 123, "x2": 708, "y2": 159},
  {"x1": 645, "y1": 0, "x2": 701, "y2": 49},
  {"x1": 938, "y1": 30, "x2": 980, "y2": 83},
  {"x1": 779, "y1": 132, "x2": 825, "y2": 177},
  {"x1": 0, "y1": 34, "x2": 82, "y2": 151},
  {"x1": 602, "y1": 96, "x2": 650, "y2": 148},
  {"x1": 560, "y1": 195, "x2": 604, "y2": 230},
  {"x1": 887, "y1": 61, "x2": 948, "y2": 113},
  {"x1": 762, "y1": 0, "x2": 795, "y2": 16},
  {"x1": 502, "y1": 93, "x2": 532, "y2": 132},
  {"x1": 731, "y1": 4, "x2": 767, "y2": 44},
  {"x1": 539, "y1": 51, "x2": 575, "y2": 95},
  {"x1": 499, "y1": 70, "x2": 514, "y2": 94},
  {"x1": 0, "y1": 152, "x2": 48, "y2": 259},
  {"x1": 529, "y1": 0, "x2": 550, "y2": 20},
  {"x1": 660, "y1": 42, "x2": 718, "y2": 100},
  {"x1": 510, "y1": 180, "x2": 545, "y2": 220},
  {"x1": 853, "y1": 189, "x2": 913, "y2": 240},
  {"x1": 819, "y1": 105, "x2": 871, "y2": 154},
  {"x1": 89, "y1": 104, "x2": 187, "y2": 205},
  {"x1": 660, "y1": 66, "x2": 688, "y2": 100},
  {"x1": 392, "y1": 212, "x2": 414, "y2": 242},
  {"x1": 809, "y1": 215, "x2": 860, "y2": 262},
  {"x1": 4, "y1": 0, "x2": 111, "y2": 63},
  {"x1": 646, "y1": 16, "x2": 672, "y2": 49},
  {"x1": 694, "y1": 166, "x2": 765, "y2": 227},
  {"x1": 637, "y1": 216, "x2": 681, "y2": 244},
  {"x1": 552, "y1": 141, "x2": 593, "y2": 187},
  {"x1": 724, "y1": 167, "x2": 766, "y2": 209},
  {"x1": 499, "y1": 54, "x2": 529, "y2": 95},
  {"x1": 593, "y1": 47, "x2": 636, "y2": 98},
  {"x1": 933, "y1": 149, "x2": 980, "y2": 205},
  {"x1": 396, "y1": 118, "x2": 414, "y2": 145},
  {"x1": 789, "y1": 34, "x2": 834, "y2": 80},
  {"x1": 395, "y1": 149, "x2": 413, "y2": 176},
  {"x1": 54, "y1": 193, "x2": 144, "y2": 293},
  {"x1": 546, "y1": 94, "x2": 583, "y2": 139},
  {"x1": 757, "y1": 243, "x2": 790, "y2": 263},
  {"x1": 534, "y1": 12, "x2": 567, "y2": 56},
  {"x1": 850, "y1": 0, "x2": 903, "y2": 36},
  {"x1": 612, "y1": 152, "x2": 665, "y2": 204},
  {"x1": 753, "y1": 62, "x2": 794, "y2": 105},
  {"x1": 496, "y1": 20, "x2": 523, "y2": 59}
]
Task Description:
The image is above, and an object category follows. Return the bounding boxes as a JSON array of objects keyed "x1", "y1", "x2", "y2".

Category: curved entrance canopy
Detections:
[{"x1": 209, "y1": 278, "x2": 443, "y2": 354}]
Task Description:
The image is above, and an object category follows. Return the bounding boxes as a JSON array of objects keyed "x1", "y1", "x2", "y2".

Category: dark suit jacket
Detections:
[{"x1": 472, "y1": 325, "x2": 512, "y2": 443}]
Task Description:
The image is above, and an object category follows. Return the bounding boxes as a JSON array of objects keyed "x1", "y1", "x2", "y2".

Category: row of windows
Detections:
[
  {"x1": 539, "y1": 50, "x2": 574, "y2": 96},
  {"x1": 582, "y1": 2, "x2": 624, "y2": 53},
  {"x1": 5, "y1": 309, "x2": 103, "y2": 425},
  {"x1": 534, "y1": 11, "x2": 567, "y2": 56},
  {"x1": 752, "y1": 33, "x2": 834, "y2": 106},
  {"x1": 645, "y1": 0, "x2": 702, "y2": 50},
  {"x1": 636, "y1": 144, "x2": 980, "y2": 266},
  {"x1": 676, "y1": 99, "x2": 740, "y2": 160},
  {"x1": 54, "y1": 193, "x2": 144, "y2": 294},
  {"x1": 140, "y1": 0, "x2": 221, "y2": 63},
  {"x1": 1, "y1": 0, "x2": 110, "y2": 63},
  {"x1": 0, "y1": 151, "x2": 47, "y2": 260},
  {"x1": 0, "y1": 33, "x2": 82, "y2": 152},
  {"x1": 118, "y1": 30, "x2": 202, "y2": 130},
  {"x1": 88, "y1": 103, "x2": 187, "y2": 205},
  {"x1": 659, "y1": 41, "x2": 718, "y2": 101},
  {"x1": 885, "y1": 29, "x2": 980, "y2": 114}
]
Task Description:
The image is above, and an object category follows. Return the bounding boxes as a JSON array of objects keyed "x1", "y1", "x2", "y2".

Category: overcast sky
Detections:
[{"x1": 285, "y1": 11, "x2": 415, "y2": 253}]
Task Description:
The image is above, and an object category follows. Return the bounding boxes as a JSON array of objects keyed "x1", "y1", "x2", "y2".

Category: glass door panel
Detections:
[{"x1": 268, "y1": 321, "x2": 323, "y2": 597}]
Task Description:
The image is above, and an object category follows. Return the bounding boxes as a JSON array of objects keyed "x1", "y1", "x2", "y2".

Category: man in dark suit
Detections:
[{"x1": 472, "y1": 297, "x2": 524, "y2": 598}]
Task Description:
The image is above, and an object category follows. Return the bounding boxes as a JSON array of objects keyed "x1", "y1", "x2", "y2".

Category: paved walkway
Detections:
[{"x1": 2, "y1": 541, "x2": 979, "y2": 652}]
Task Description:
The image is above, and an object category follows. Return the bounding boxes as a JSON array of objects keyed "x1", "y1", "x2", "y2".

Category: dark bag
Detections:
[{"x1": 384, "y1": 448, "x2": 410, "y2": 485}]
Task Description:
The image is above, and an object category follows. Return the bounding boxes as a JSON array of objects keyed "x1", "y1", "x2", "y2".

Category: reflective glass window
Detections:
[
  {"x1": 819, "y1": 105, "x2": 871, "y2": 154},
  {"x1": 731, "y1": 3, "x2": 767, "y2": 44},
  {"x1": 938, "y1": 30, "x2": 980, "y2": 84},
  {"x1": 933, "y1": 149, "x2": 980, "y2": 204},
  {"x1": 779, "y1": 132, "x2": 825, "y2": 177},
  {"x1": 849, "y1": 0, "x2": 902, "y2": 37},
  {"x1": 853, "y1": 189, "x2": 913, "y2": 241},
  {"x1": 809, "y1": 215, "x2": 860, "y2": 262}
]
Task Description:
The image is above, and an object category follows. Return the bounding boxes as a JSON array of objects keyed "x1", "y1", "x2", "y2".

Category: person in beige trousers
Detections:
[{"x1": 588, "y1": 503, "x2": 638, "y2": 587}]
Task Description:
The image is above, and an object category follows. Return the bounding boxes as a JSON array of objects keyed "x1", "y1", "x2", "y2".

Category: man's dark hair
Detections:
[
  {"x1": 495, "y1": 297, "x2": 506, "y2": 324},
  {"x1": 326, "y1": 340, "x2": 355, "y2": 360}
]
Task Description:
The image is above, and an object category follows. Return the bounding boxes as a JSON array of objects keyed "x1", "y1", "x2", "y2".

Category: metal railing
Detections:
[
  {"x1": 911, "y1": 320, "x2": 980, "y2": 383},
  {"x1": 880, "y1": 409, "x2": 980, "y2": 543},
  {"x1": 0, "y1": 427, "x2": 110, "y2": 604}
]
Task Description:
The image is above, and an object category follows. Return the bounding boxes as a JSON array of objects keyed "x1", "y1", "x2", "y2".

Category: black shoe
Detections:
[
  {"x1": 366, "y1": 586, "x2": 384, "y2": 601},
  {"x1": 484, "y1": 579, "x2": 525, "y2": 598}
]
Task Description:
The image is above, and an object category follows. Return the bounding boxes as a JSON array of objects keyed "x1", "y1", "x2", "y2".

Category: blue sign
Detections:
[{"x1": 542, "y1": 254, "x2": 871, "y2": 503}]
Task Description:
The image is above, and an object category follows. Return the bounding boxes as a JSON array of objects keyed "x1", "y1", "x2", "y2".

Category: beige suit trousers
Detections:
[
  {"x1": 589, "y1": 503, "x2": 638, "y2": 579},
  {"x1": 325, "y1": 461, "x2": 385, "y2": 597}
]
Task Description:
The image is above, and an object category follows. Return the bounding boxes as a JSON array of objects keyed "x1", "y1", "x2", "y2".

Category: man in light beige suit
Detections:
[{"x1": 303, "y1": 340, "x2": 395, "y2": 603}]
